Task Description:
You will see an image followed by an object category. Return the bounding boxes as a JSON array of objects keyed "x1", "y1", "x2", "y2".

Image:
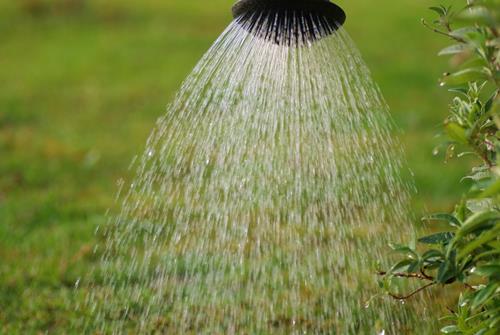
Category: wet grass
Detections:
[{"x1": 0, "y1": 0, "x2": 469, "y2": 333}]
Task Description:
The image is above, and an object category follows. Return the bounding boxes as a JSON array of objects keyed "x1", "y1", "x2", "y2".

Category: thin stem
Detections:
[
  {"x1": 387, "y1": 283, "x2": 436, "y2": 300},
  {"x1": 421, "y1": 269, "x2": 435, "y2": 281},
  {"x1": 475, "y1": 147, "x2": 494, "y2": 168},
  {"x1": 421, "y1": 19, "x2": 467, "y2": 43},
  {"x1": 377, "y1": 271, "x2": 434, "y2": 281}
]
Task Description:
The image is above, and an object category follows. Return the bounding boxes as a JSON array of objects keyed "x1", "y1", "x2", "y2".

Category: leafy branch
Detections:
[{"x1": 380, "y1": 1, "x2": 499, "y2": 334}]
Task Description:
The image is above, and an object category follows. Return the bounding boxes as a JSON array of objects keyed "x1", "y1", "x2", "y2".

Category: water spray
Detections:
[
  {"x1": 86, "y1": 1, "x2": 435, "y2": 333},
  {"x1": 232, "y1": 0, "x2": 346, "y2": 45}
]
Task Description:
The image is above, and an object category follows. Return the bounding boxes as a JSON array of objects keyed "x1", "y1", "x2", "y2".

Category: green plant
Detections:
[{"x1": 380, "y1": 1, "x2": 499, "y2": 333}]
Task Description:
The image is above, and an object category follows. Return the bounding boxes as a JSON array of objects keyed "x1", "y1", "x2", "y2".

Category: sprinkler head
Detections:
[{"x1": 232, "y1": 0, "x2": 346, "y2": 45}]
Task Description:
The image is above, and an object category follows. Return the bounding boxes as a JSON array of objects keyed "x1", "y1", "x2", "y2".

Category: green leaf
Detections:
[
  {"x1": 457, "y1": 211, "x2": 500, "y2": 237},
  {"x1": 424, "y1": 213, "x2": 462, "y2": 228},
  {"x1": 483, "y1": 90, "x2": 497, "y2": 113},
  {"x1": 455, "y1": 199, "x2": 468, "y2": 222},
  {"x1": 479, "y1": 178, "x2": 500, "y2": 198},
  {"x1": 422, "y1": 249, "x2": 444, "y2": 260},
  {"x1": 437, "y1": 254, "x2": 457, "y2": 284},
  {"x1": 449, "y1": 26, "x2": 477, "y2": 39},
  {"x1": 457, "y1": 223, "x2": 500, "y2": 259},
  {"x1": 439, "y1": 44, "x2": 469, "y2": 56},
  {"x1": 462, "y1": 171, "x2": 491, "y2": 182},
  {"x1": 424, "y1": 249, "x2": 444, "y2": 268},
  {"x1": 448, "y1": 87, "x2": 469, "y2": 96},
  {"x1": 457, "y1": 6, "x2": 496, "y2": 26},
  {"x1": 389, "y1": 243, "x2": 417, "y2": 258},
  {"x1": 441, "y1": 68, "x2": 488, "y2": 86},
  {"x1": 419, "y1": 232, "x2": 455, "y2": 245},
  {"x1": 471, "y1": 283, "x2": 498, "y2": 309},
  {"x1": 429, "y1": 6, "x2": 447, "y2": 16},
  {"x1": 475, "y1": 249, "x2": 500, "y2": 261},
  {"x1": 445, "y1": 122, "x2": 468, "y2": 144},
  {"x1": 390, "y1": 259, "x2": 414, "y2": 273},
  {"x1": 408, "y1": 260, "x2": 422, "y2": 273},
  {"x1": 473, "y1": 264, "x2": 500, "y2": 278},
  {"x1": 466, "y1": 199, "x2": 495, "y2": 213}
]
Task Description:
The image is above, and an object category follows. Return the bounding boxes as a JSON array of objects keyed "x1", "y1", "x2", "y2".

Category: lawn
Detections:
[{"x1": 0, "y1": 0, "x2": 470, "y2": 333}]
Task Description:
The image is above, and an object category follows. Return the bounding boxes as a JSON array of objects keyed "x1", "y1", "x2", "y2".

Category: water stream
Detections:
[{"x1": 83, "y1": 13, "x2": 437, "y2": 334}]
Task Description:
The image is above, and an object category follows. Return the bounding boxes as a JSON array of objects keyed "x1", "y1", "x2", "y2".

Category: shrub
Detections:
[{"x1": 380, "y1": 1, "x2": 499, "y2": 333}]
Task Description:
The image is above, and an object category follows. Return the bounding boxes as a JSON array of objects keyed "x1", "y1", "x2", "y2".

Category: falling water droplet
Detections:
[{"x1": 84, "y1": 11, "x2": 438, "y2": 334}]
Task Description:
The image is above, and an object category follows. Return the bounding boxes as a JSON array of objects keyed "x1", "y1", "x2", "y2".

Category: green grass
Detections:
[{"x1": 0, "y1": 0, "x2": 472, "y2": 333}]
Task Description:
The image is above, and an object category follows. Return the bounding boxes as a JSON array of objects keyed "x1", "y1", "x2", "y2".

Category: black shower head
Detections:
[{"x1": 232, "y1": 0, "x2": 346, "y2": 46}]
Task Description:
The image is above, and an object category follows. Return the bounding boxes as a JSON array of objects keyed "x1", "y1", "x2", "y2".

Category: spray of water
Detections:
[{"x1": 82, "y1": 12, "x2": 438, "y2": 334}]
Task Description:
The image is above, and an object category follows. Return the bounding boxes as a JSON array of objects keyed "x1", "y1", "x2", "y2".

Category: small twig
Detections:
[
  {"x1": 420, "y1": 269, "x2": 434, "y2": 281},
  {"x1": 377, "y1": 271, "x2": 434, "y2": 282},
  {"x1": 387, "y1": 282, "x2": 436, "y2": 300},
  {"x1": 421, "y1": 19, "x2": 467, "y2": 43},
  {"x1": 378, "y1": 270, "x2": 436, "y2": 300},
  {"x1": 389, "y1": 283, "x2": 436, "y2": 300}
]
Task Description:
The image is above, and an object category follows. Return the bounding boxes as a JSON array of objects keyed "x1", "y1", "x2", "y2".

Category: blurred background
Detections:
[{"x1": 0, "y1": 0, "x2": 468, "y2": 332}]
